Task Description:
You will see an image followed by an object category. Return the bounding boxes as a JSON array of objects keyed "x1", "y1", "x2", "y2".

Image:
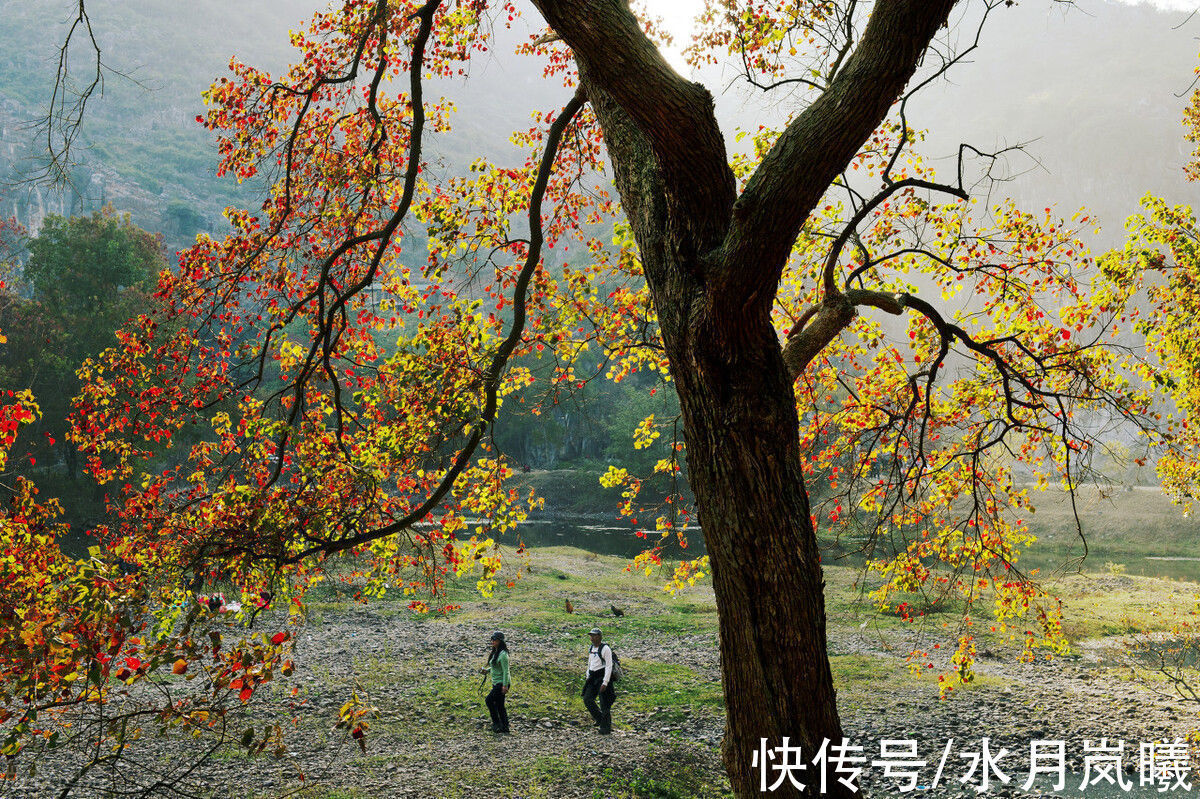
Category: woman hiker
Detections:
[{"x1": 482, "y1": 630, "x2": 511, "y2": 734}]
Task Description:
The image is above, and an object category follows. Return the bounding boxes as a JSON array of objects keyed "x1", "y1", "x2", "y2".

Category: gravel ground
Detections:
[{"x1": 4, "y1": 566, "x2": 1195, "y2": 799}]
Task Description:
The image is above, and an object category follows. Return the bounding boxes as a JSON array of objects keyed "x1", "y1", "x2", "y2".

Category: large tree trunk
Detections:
[
  {"x1": 671, "y1": 311, "x2": 853, "y2": 799},
  {"x1": 525, "y1": 5, "x2": 962, "y2": 797},
  {"x1": 567, "y1": 52, "x2": 860, "y2": 799}
]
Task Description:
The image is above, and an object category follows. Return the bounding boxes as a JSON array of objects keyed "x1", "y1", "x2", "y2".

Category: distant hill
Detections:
[
  {"x1": 0, "y1": 0, "x2": 568, "y2": 253},
  {"x1": 909, "y1": 0, "x2": 1200, "y2": 249},
  {"x1": 0, "y1": 0, "x2": 307, "y2": 251},
  {"x1": 0, "y1": 1, "x2": 1196, "y2": 253}
]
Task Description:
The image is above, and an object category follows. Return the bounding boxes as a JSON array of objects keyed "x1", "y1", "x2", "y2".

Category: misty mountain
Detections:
[
  {"x1": 909, "y1": 0, "x2": 1200, "y2": 248},
  {"x1": 0, "y1": 0, "x2": 1196, "y2": 253}
]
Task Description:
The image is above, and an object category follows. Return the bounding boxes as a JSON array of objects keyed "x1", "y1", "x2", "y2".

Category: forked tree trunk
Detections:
[
  {"x1": 670, "y1": 315, "x2": 856, "y2": 799},
  {"x1": 526, "y1": 6, "x2": 962, "y2": 796},
  {"x1": 571, "y1": 65, "x2": 860, "y2": 799}
]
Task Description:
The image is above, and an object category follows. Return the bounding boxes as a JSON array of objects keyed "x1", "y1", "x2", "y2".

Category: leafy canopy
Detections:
[{"x1": 0, "y1": 0, "x2": 1195, "y2": 789}]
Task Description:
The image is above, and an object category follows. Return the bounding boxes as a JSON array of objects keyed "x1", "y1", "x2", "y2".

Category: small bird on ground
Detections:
[
  {"x1": 565, "y1": 599, "x2": 574, "y2": 614},
  {"x1": 610, "y1": 604, "x2": 625, "y2": 617}
]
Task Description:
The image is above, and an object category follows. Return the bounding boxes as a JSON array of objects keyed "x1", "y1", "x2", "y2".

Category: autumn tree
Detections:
[
  {"x1": 1, "y1": 2, "x2": 1179, "y2": 798},
  {"x1": 1025, "y1": 45, "x2": 1200, "y2": 731}
]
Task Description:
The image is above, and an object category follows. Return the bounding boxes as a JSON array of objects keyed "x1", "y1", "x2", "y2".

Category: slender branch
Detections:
[
  {"x1": 882, "y1": 0, "x2": 1005, "y2": 184},
  {"x1": 820, "y1": 177, "x2": 967, "y2": 297},
  {"x1": 844, "y1": 246, "x2": 956, "y2": 290},
  {"x1": 284, "y1": 90, "x2": 588, "y2": 562},
  {"x1": 35, "y1": 1, "x2": 104, "y2": 187}
]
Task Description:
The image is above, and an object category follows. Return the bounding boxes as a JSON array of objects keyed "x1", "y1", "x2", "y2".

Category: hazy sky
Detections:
[
  {"x1": 653, "y1": 0, "x2": 1200, "y2": 40},
  {"x1": 1131, "y1": 0, "x2": 1200, "y2": 8},
  {"x1": 652, "y1": 0, "x2": 1200, "y2": 72}
]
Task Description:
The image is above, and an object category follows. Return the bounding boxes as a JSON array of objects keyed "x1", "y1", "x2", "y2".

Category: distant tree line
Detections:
[{"x1": 0, "y1": 208, "x2": 164, "y2": 536}]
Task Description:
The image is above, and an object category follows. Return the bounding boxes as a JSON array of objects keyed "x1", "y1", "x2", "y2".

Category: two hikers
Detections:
[{"x1": 481, "y1": 626, "x2": 618, "y2": 735}]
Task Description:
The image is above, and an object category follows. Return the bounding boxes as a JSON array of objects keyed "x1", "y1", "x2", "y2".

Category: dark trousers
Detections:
[
  {"x1": 485, "y1": 683, "x2": 509, "y2": 731},
  {"x1": 582, "y1": 671, "x2": 615, "y2": 732}
]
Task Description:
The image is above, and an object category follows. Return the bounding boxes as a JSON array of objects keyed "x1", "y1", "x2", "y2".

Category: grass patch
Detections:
[
  {"x1": 507, "y1": 754, "x2": 583, "y2": 797},
  {"x1": 824, "y1": 559, "x2": 1200, "y2": 650},
  {"x1": 618, "y1": 661, "x2": 724, "y2": 720},
  {"x1": 1021, "y1": 487, "x2": 1200, "y2": 559},
  {"x1": 1051, "y1": 572, "x2": 1200, "y2": 640},
  {"x1": 429, "y1": 754, "x2": 582, "y2": 799},
  {"x1": 601, "y1": 609, "x2": 720, "y2": 639},
  {"x1": 591, "y1": 740, "x2": 730, "y2": 799},
  {"x1": 425, "y1": 547, "x2": 721, "y2": 639},
  {"x1": 831, "y1": 653, "x2": 1007, "y2": 698}
]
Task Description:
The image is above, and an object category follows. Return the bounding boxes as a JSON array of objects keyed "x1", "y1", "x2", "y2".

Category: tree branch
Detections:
[
  {"x1": 36, "y1": 0, "x2": 104, "y2": 187},
  {"x1": 284, "y1": 90, "x2": 588, "y2": 562},
  {"x1": 718, "y1": 0, "x2": 959, "y2": 310},
  {"x1": 529, "y1": 0, "x2": 735, "y2": 255},
  {"x1": 783, "y1": 288, "x2": 907, "y2": 377},
  {"x1": 820, "y1": 177, "x2": 967, "y2": 297}
]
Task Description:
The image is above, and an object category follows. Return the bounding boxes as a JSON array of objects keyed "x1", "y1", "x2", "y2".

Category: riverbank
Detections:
[
  {"x1": 7, "y1": 547, "x2": 1199, "y2": 798},
  {"x1": 506, "y1": 472, "x2": 1200, "y2": 579}
]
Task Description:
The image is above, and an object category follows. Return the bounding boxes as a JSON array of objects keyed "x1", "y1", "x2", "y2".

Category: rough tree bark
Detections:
[{"x1": 528, "y1": 1, "x2": 961, "y2": 797}]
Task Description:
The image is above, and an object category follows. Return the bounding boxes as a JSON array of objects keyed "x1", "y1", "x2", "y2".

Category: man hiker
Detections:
[{"x1": 582, "y1": 627, "x2": 615, "y2": 734}]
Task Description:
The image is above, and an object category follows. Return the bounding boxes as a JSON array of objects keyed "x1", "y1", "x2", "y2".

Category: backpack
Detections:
[{"x1": 604, "y1": 643, "x2": 623, "y2": 683}]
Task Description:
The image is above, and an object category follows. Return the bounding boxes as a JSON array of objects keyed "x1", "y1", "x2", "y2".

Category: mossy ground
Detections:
[{"x1": 233, "y1": 540, "x2": 1200, "y2": 798}]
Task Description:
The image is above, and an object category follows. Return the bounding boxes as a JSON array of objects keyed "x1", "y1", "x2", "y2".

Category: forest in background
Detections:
[{"x1": 1, "y1": 0, "x2": 1198, "y2": 532}]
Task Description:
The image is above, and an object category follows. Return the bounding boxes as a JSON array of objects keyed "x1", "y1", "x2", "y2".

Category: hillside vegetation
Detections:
[{"x1": 1, "y1": 1, "x2": 1198, "y2": 253}]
